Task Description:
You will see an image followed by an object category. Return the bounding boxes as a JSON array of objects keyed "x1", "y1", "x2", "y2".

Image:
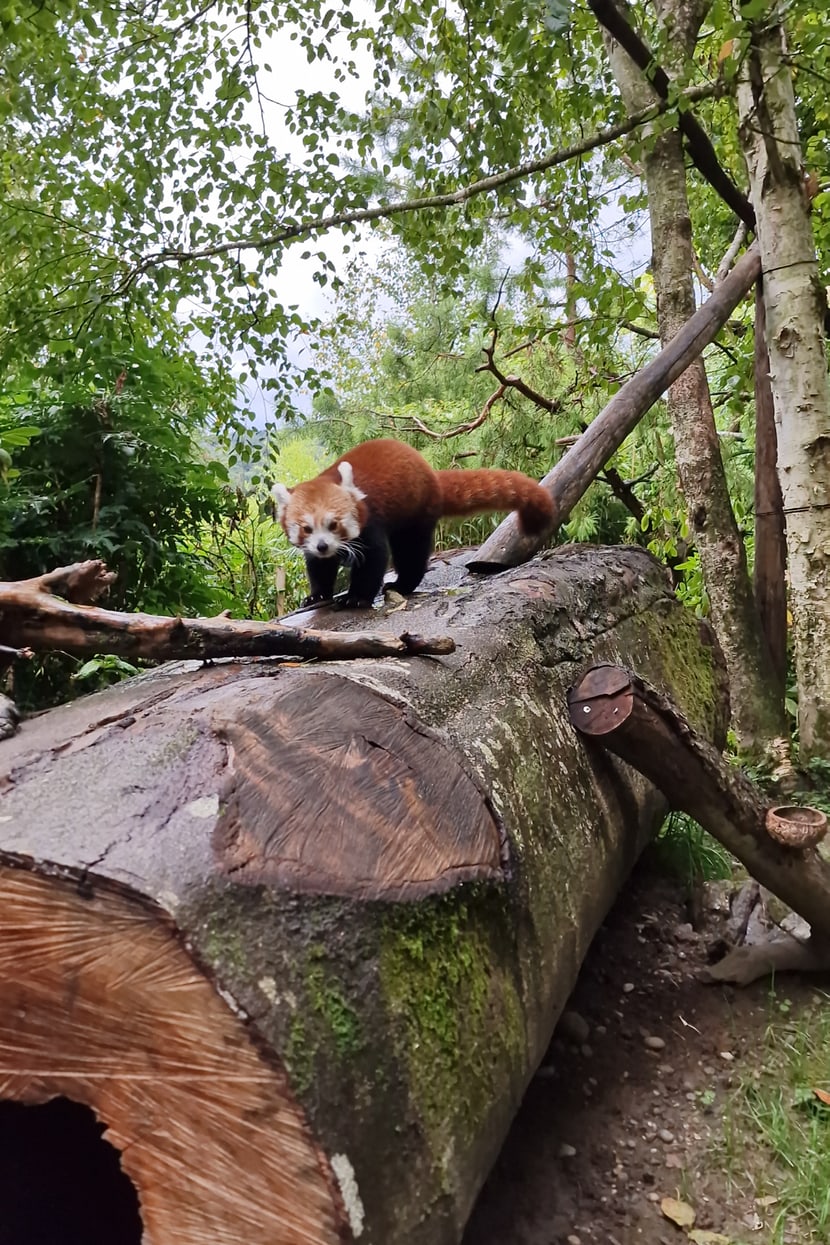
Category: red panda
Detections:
[{"x1": 274, "y1": 438, "x2": 555, "y2": 608}]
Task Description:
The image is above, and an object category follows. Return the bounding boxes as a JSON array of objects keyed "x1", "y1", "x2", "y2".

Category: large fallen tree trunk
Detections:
[{"x1": 0, "y1": 546, "x2": 727, "y2": 1245}]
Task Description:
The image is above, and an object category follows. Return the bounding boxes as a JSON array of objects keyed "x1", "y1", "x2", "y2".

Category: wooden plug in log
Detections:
[
  {"x1": 0, "y1": 547, "x2": 728, "y2": 1243},
  {"x1": 568, "y1": 664, "x2": 830, "y2": 984}
]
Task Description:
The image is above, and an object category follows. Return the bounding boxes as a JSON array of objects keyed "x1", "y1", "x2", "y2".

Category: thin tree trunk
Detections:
[
  {"x1": 735, "y1": 7, "x2": 830, "y2": 759},
  {"x1": 752, "y1": 280, "x2": 788, "y2": 695},
  {"x1": 597, "y1": 0, "x2": 785, "y2": 751}
]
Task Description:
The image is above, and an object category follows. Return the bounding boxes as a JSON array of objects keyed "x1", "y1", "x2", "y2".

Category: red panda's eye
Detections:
[
  {"x1": 328, "y1": 520, "x2": 338, "y2": 531},
  {"x1": 302, "y1": 524, "x2": 312, "y2": 535}
]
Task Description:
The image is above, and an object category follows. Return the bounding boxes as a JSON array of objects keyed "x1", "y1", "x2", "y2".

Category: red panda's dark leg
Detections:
[
  {"x1": 342, "y1": 522, "x2": 390, "y2": 607},
  {"x1": 302, "y1": 552, "x2": 339, "y2": 605},
  {"x1": 388, "y1": 521, "x2": 435, "y2": 595}
]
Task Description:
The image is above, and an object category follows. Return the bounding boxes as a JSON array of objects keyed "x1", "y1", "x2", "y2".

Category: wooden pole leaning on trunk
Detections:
[
  {"x1": 0, "y1": 548, "x2": 727, "y2": 1245},
  {"x1": 469, "y1": 242, "x2": 761, "y2": 572},
  {"x1": 568, "y1": 664, "x2": 830, "y2": 984}
]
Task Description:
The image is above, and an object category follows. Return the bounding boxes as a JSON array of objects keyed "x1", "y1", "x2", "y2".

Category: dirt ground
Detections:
[{"x1": 463, "y1": 852, "x2": 826, "y2": 1245}]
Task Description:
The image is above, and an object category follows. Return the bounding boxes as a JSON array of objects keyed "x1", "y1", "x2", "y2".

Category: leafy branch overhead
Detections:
[{"x1": 2, "y1": 0, "x2": 783, "y2": 414}]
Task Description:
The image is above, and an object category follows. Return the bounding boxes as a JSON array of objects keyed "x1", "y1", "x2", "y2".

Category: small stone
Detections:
[
  {"x1": 558, "y1": 1009, "x2": 590, "y2": 1044},
  {"x1": 657, "y1": 1064, "x2": 674, "y2": 1076},
  {"x1": 558, "y1": 1143, "x2": 577, "y2": 1159},
  {"x1": 623, "y1": 982, "x2": 635, "y2": 993},
  {"x1": 581, "y1": 1043, "x2": 593, "y2": 1058},
  {"x1": 644, "y1": 1035, "x2": 666, "y2": 1051},
  {"x1": 567, "y1": 1236, "x2": 582, "y2": 1245},
  {"x1": 719, "y1": 1050, "x2": 735, "y2": 1062},
  {"x1": 647, "y1": 1191, "x2": 660, "y2": 1202},
  {"x1": 703, "y1": 1065, "x2": 716, "y2": 1076},
  {"x1": 658, "y1": 1128, "x2": 675, "y2": 1144}
]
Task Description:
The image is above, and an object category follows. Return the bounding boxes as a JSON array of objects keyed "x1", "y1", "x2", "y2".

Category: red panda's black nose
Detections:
[{"x1": 316, "y1": 539, "x2": 330, "y2": 553}]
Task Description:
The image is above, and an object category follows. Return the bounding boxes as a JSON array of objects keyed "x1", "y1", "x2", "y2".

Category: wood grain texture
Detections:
[
  {"x1": 214, "y1": 673, "x2": 503, "y2": 899},
  {"x1": 0, "y1": 866, "x2": 346, "y2": 1245}
]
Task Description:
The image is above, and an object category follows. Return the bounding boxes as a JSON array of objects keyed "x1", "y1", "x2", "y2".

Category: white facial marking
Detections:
[
  {"x1": 287, "y1": 521, "x2": 300, "y2": 545},
  {"x1": 302, "y1": 511, "x2": 343, "y2": 559},
  {"x1": 342, "y1": 513, "x2": 360, "y2": 540}
]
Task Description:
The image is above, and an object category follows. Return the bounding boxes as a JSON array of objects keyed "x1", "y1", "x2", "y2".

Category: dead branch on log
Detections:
[
  {"x1": 469, "y1": 243, "x2": 761, "y2": 571},
  {"x1": 0, "y1": 561, "x2": 455, "y2": 662},
  {"x1": 568, "y1": 664, "x2": 830, "y2": 983}
]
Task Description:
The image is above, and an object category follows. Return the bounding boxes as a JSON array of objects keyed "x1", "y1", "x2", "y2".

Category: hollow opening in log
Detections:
[{"x1": 0, "y1": 1096, "x2": 142, "y2": 1245}]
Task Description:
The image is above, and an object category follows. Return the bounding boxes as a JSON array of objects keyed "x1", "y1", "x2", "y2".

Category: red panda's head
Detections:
[{"x1": 273, "y1": 461, "x2": 367, "y2": 559}]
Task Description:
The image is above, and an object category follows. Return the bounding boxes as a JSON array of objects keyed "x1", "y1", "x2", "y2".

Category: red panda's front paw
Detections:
[
  {"x1": 300, "y1": 592, "x2": 332, "y2": 608},
  {"x1": 336, "y1": 595, "x2": 377, "y2": 610}
]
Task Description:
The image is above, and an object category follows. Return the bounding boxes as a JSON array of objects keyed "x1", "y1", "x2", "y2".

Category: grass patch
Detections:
[
  {"x1": 717, "y1": 988, "x2": 830, "y2": 1243},
  {"x1": 652, "y1": 810, "x2": 734, "y2": 883}
]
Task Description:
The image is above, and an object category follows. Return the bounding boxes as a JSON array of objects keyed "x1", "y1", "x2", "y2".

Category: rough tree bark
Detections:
[
  {"x1": 0, "y1": 547, "x2": 727, "y2": 1245},
  {"x1": 596, "y1": 0, "x2": 785, "y2": 752},
  {"x1": 735, "y1": 5, "x2": 830, "y2": 759}
]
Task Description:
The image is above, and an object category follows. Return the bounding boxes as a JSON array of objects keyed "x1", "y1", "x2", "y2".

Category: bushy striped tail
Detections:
[{"x1": 437, "y1": 469, "x2": 555, "y2": 535}]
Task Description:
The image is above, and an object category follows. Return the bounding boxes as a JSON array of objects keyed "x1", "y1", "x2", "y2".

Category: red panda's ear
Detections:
[
  {"x1": 337, "y1": 461, "x2": 366, "y2": 503},
  {"x1": 273, "y1": 482, "x2": 292, "y2": 518}
]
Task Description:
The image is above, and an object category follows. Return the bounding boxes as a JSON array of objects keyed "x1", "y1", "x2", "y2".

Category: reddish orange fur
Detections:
[
  {"x1": 278, "y1": 438, "x2": 555, "y2": 605},
  {"x1": 301, "y1": 439, "x2": 554, "y2": 534}
]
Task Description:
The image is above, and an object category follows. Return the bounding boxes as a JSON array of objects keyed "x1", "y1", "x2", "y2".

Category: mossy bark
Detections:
[{"x1": 0, "y1": 546, "x2": 726, "y2": 1245}]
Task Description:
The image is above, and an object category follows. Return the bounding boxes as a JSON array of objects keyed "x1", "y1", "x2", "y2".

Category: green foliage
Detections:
[
  {"x1": 0, "y1": 329, "x2": 244, "y2": 706},
  {"x1": 191, "y1": 431, "x2": 326, "y2": 620},
  {"x1": 653, "y1": 810, "x2": 734, "y2": 884},
  {"x1": 716, "y1": 989, "x2": 830, "y2": 1244}
]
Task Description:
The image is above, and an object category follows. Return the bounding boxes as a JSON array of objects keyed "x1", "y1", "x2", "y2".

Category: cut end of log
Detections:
[
  {"x1": 765, "y1": 805, "x2": 828, "y2": 850},
  {"x1": 213, "y1": 672, "x2": 505, "y2": 900},
  {"x1": 0, "y1": 865, "x2": 348, "y2": 1245},
  {"x1": 567, "y1": 665, "x2": 635, "y2": 736}
]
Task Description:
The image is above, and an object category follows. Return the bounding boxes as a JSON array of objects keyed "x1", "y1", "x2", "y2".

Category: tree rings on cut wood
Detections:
[
  {"x1": 0, "y1": 866, "x2": 347, "y2": 1245},
  {"x1": 213, "y1": 672, "x2": 504, "y2": 900}
]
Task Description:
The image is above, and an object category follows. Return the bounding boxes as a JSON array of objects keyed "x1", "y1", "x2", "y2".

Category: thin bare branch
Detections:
[{"x1": 715, "y1": 220, "x2": 750, "y2": 284}]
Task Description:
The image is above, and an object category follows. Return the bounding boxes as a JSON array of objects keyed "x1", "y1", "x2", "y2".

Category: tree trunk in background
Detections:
[
  {"x1": 598, "y1": 0, "x2": 785, "y2": 752},
  {"x1": 752, "y1": 280, "x2": 788, "y2": 697},
  {"x1": 0, "y1": 547, "x2": 728, "y2": 1245},
  {"x1": 735, "y1": 7, "x2": 830, "y2": 759}
]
